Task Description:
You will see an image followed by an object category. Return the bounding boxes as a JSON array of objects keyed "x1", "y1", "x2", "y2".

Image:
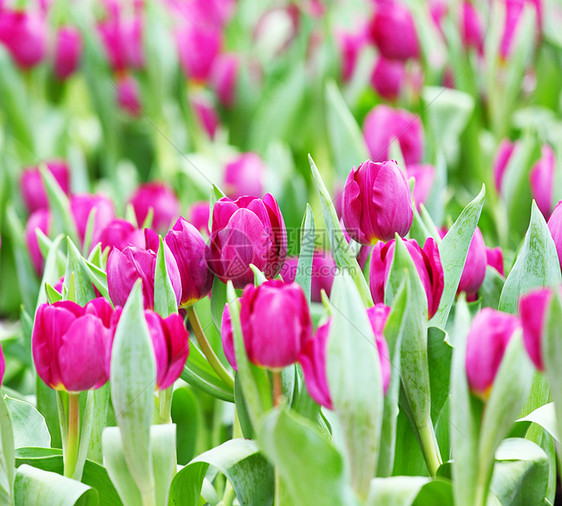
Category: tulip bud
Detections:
[
  {"x1": 147, "y1": 218, "x2": 213, "y2": 307},
  {"x1": 188, "y1": 201, "x2": 210, "y2": 236},
  {"x1": 406, "y1": 164, "x2": 435, "y2": 210},
  {"x1": 370, "y1": 56, "x2": 406, "y2": 101},
  {"x1": 107, "y1": 245, "x2": 182, "y2": 310},
  {"x1": 460, "y1": 1, "x2": 483, "y2": 52},
  {"x1": 116, "y1": 74, "x2": 142, "y2": 116},
  {"x1": 98, "y1": 219, "x2": 145, "y2": 252},
  {"x1": 206, "y1": 194, "x2": 287, "y2": 289},
  {"x1": 0, "y1": 9, "x2": 46, "y2": 69},
  {"x1": 129, "y1": 182, "x2": 180, "y2": 233},
  {"x1": 223, "y1": 153, "x2": 265, "y2": 199},
  {"x1": 530, "y1": 145, "x2": 555, "y2": 218},
  {"x1": 176, "y1": 23, "x2": 222, "y2": 82},
  {"x1": 24, "y1": 208, "x2": 51, "y2": 276},
  {"x1": 518, "y1": 288, "x2": 552, "y2": 371},
  {"x1": 486, "y1": 247, "x2": 505, "y2": 276},
  {"x1": 70, "y1": 194, "x2": 115, "y2": 248},
  {"x1": 32, "y1": 298, "x2": 116, "y2": 391},
  {"x1": 54, "y1": 26, "x2": 82, "y2": 80},
  {"x1": 221, "y1": 280, "x2": 312, "y2": 370},
  {"x1": 145, "y1": 310, "x2": 189, "y2": 389},
  {"x1": 299, "y1": 304, "x2": 392, "y2": 409},
  {"x1": 210, "y1": 52, "x2": 238, "y2": 107},
  {"x1": 342, "y1": 160, "x2": 413, "y2": 245},
  {"x1": 465, "y1": 308, "x2": 521, "y2": 398},
  {"x1": 338, "y1": 30, "x2": 366, "y2": 83},
  {"x1": 548, "y1": 201, "x2": 562, "y2": 269},
  {"x1": 363, "y1": 105, "x2": 424, "y2": 165},
  {"x1": 370, "y1": 237, "x2": 444, "y2": 318},
  {"x1": 500, "y1": 0, "x2": 542, "y2": 60},
  {"x1": 457, "y1": 227, "x2": 487, "y2": 296},
  {"x1": 493, "y1": 139, "x2": 517, "y2": 195},
  {"x1": 368, "y1": 2, "x2": 419, "y2": 61},
  {"x1": 191, "y1": 95, "x2": 220, "y2": 139},
  {"x1": 21, "y1": 160, "x2": 70, "y2": 213}
]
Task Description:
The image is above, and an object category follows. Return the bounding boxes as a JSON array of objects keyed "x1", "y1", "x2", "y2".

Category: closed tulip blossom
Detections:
[
  {"x1": 370, "y1": 238, "x2": 444, "y2": 319},
  {"x1": 460, "y1": 1, "x2": 483, "y2": 52},
  {"x1": 206, "y1": 194, "x2": 287, "y2": 289},
  {"x1": 299, "y1": 304, "x2": 392, "y2": 410},
  {"x1": 116, "y1": 74, "x2": 142, "y2": 116},
  {"x1": 363, "y1": 105, "x2": 424, "y2": 165},
  {"x1": 338, "y1": 29, "x2": 367, "y2": 82},
  {"x1": 176, "y1": 22, "x2": 222, "y2": 82},
  {"x1": 465, "y1": 308, "x2": 521, "y2": 399},
  {"x1": 500, "y1": 0, "x2": 542, "y2": 60},
  {"x1": 370, "y1": 56, "x2": 406, "y2": 101},
  {"x1": 221, "y1": 280, "x2": 312, "y2": 370},
  {"x1": 191, "y1": 95, "x2": 220, "y2": 139},
  {"x1": 189, "y1": 201, "x2": 210, "y2": 236},
  {"x1": 107, "y1": 245, "x2": 182, "y2": 309},
  {"x1": 493, "y1": 139, "x2": 517, "y2": 195},
  {"x1": 145, "y1": 218, "x2": 213, "y2": 307},
  {"x1": 210, "y1": 52, "x2": 238, "y2": 107},
  {"x1": 457, "y1": 227, "x2": 487, "y2": 296},
  {"x1": 342, "y1": 160, "x2": 413, "y2": 245},
  {"x1": 223, "y1": 153, "x2": 265, "y2": 199},
  {"x1": 129, "y1": 182, "x2": 180, "y2": 233},
  {"x1": 0, "y1": 9, "x2": 46, "y2": 69},
  {"x1": 519, "y1": 288, "x2": 553, "y2": 371},
  {"x1": 21, "y1": 160, "x2": 70, "y2": 213},
  {"x1": 24, "y1": 208, "x2": 51, "y2": 275},
  {"x1": 530, "y1": 145, "x2": 555, "y2": 218},
  {"x1": 53, "y1": 26, "x2": 82, "y2": 80},
  {"x1": 145, "y1": 310, "x2": 190, "y2": 389},
  {"x1": 32, "y1": 298, "x2": 116, "y2": 391},
  {"x1": 98, "y1": 219, "x2": 145, "y2": 252},
  {"x1": 369, "y1": 1, "x2": 419, "y2": 61},
  {"x1": 548, "y1": 201, "x2": 562, "y2": 269},
  {"x1": 70, "y1": 194, "x2": 115, "y2": 247},
  {"x1": 486, "y1": 247, "x2": 505, "y2": 276}
]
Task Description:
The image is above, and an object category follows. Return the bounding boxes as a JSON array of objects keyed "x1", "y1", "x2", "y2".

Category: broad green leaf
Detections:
[
  {"x1": 171, "y1": 387, "x2": 200, "y2": 465},
  {"x1": 479, "y1": 266, "x2": 505, "y2": 310},
  {"x1": 87, "y1": 385, "x2": 109, "y2": 464},
  {"x1": 258, "y1": 409, "x2": 356, "y2": 506},
  {"x1": 64, "y1": 239, "x2": 96, "y2": 306},
  {"x1": 210, "y1": 277, "x2": 227, "y2": 331},
  {"x1": 516, "y1": 403, "x2": 559, "y2": 443},
  {"x1": 499, "y1": 201, "x2": 561, "y2": 313},
  {"x1": 294, "y1": 204, "x2": 315, "y2": 302},
  {"x1": 427, "y1": 328, "x2": 453, "y2": 424},
  {"x1": 151, "y1": 424, "x2": 176, "y2": 506},
  {"x1": 37, "y1": 234, "x2": 65, "y2": 307},
  {"x1": 0, "y1": 395, "x2": 14, "y2": 504},
  {"x1": 169, "y1": 438, "x2": 273, "y2": 506},
  {"x1": 14, "y1": 464, "x2": 97, "y2": 505},
  {"x1": 327, "y1": 272, "x2": 383, "y2": 497},
  {"x1": 109, "y1": 281, "x2": 156, "y2": 502},
  {"x1": 309, "y1": 155, "x2": 372, "y2": 306},
  {"x1": 154, "y1": 236, "x2": 178, "y2": 317},
  {"x1": 490, "y1": 438, "x2": 549, "y2": 506},
  {"x1": 5, "y1": 397, "x2": 50, "y2": 449},
  {"x1": 82, "y1": 260, "x2": 109, "y2": 301},
  {"x1": 366, "y1": 476, "x2": 428, "y2": 506},
  {"x1": 325, "y1": 81, "x2": 369, "y2": 180},
  {"x1": 431, "y1": 185, "x2": 486, "y2": 328}
]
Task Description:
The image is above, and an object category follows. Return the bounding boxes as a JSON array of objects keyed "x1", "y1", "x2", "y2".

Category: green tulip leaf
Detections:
[
  {"x1": 5, "y1": 396, "x2": 50, "y2": 449},
  {"x1": 154, "y1": 236, "x2": 178, "y2": 318},
  {"x1": 38, "y1": 234, "x2": 65, "y2": 307},
  {"x1": 366, "y1": 476, "x2": 453, "y2": 506},
  {"x1": 0, "y1": 395, "x2": 14, "y2": 505},
  {"x1": 210, "y1": 277, "x2": 227, "y2": 331},
  {"x1": 171, "y1": 387, "x2": 201, "y2": 465},
  {"x1": 516, "y1": 403, "x2": 559, "y2": 443},
  {"x1": 294, "y1": 204, "x2": 315, "y2": 302},
  {"x1": 64, "y1": 238, "x2": 96, "y2": 306}
]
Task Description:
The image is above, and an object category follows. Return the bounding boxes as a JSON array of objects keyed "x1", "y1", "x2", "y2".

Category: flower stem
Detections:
[
  {"x1": 185, "y1": 305, "x2": 234, "y2": 389},
  {"x1": 158, "y1": 387, "x2": 173, "y2": 424},
  {"x1": 273, "y1": 372, "x2": 283, "y2": 407},
  {"x1": 418, "y1": 419, "x2": 442, "y2": 477},
  {"x1": 64, "y1": 393, "x2": 80, "y2": 479}
]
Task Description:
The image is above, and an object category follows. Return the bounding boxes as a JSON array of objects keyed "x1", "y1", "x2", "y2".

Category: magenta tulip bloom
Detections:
[
  {"x1": 70, "y1": 194, "x2": 115, "y2": 247},
  {"x1": 116, "y1": 74, "x2": 142, "y2": 116},
  {"x1": 363, "y1": 105, "x2": 424, "y2": 165},
  {"x1": 457, "y1": 227, "x2": 487, "y2": 296},
  {"x1": 145, "y1": 310, "x2": 189, "y2": 389},
  {"x1": 129, "y1": 182, "x2": 180, "y2": 233},
  {"x1": 32, "y1": 298, "x2": 116, "y2": 391},
  {"x1": 460, "y1": 1, "x2": 483, "y2": 52},
  {"x1": 548, "y1": 201, "x2": 562, "y2": 269},
  {"x1": 221, "y1": 280, "x2": 312, "y2": 370},
  {"x1": 338, "y1": 30, "x2": 366, "y2": 82},
  {"x1": 406, "y1": 164, "x2": 435, "y2": 210},
  {"x1": 465, "y1": 308, "x2": 521, "y2": 398},
  {"x1": 189, "y1": 201, "x2": 210, "y2": 236},
  {"x1": 21, "y1": 160, "x2": 70, "y2": 213},
  {"x1": 107, "y1": 245, "x2": 181, "y2": 310},
  {"x1": 191, "y1": 95, "x2": 220, "y2": 139},
  {"x1": 210, "y1": 53, "x2": 238, "y2": 107},
  {"x1": 519, "y1": 288, "x2": 552, "y2": 371},
  {"x1": 500, "y1": 0, "x2": 542, "y2": 59},
  {"x1": 370, "y1": 237, "x2": 444, "y2": 318},
  {"x1": 223, "y1": 153, "x2": 265, "y2": 199},
  {"x1": 530, "y1": 145, "x2": 555, "y2": 218},
  {"x1": 299, "y1": 304, "x2": 392, "y2": 409},
  {"x1": 0, "y1": 9, "x2": 46, "y2": 69},
  {"x1": 206, "y1": 194, "x2": 287, "y2": 289},
  {"x1": 176, "y1": 23, "x2": 222, "y2": 82},
  {"x1": 342, "y1": 160, "x2": 413, "y2": 245},
  {"x1": 146, "y1": 218, "x2": 213, "y2": 306},
  {"x1": 369, "y1": 2, "x2": 419, "y2": 61},
  {"x1": 486, "y1": 247, "x2": 505, "y2": 276},
  {"x1": 370, "y1": 56, "x2": 406, "y2": 101},
  {"x1": 54, "y1": 26, "x2": 82, "y2": 80},
  {"x1": 24, "y1": 208, "x2": 51, "y2": 276},
  {"x1": 98, "y1": 219, "x2": 145, "y2": 252},
  {"x1": 493, "y1": 139, "x2": 517, "y2": 195}
]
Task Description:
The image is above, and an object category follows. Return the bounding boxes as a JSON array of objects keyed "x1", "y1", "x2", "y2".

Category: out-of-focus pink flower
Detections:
[
  {"x1": 99, "y1": 219, "x2": 145, "y2": 252},
  {"x1": 493, "y1": 139, "x2": 517, "y2": 194},
  {"x1": 253, "y1": 5, "x2": 300, "y2": 59},
  {"x1": 530, "y1": 144, "x2": 555, "y2": 218},
  {"x1": 486, "y1": 247, "x2": 505, "y2": 276},
  {"x1": 210, "y1": 53, "x2": 238, "y2": 107},
  {"x1": 54, "y1": 26, "x2": 82, "y2": 80},
  {"x1": 519, "y1": 287, "x2": 552, "y2": 371},
  {"x1": 176, "y1": 23, "x2": 222, "y2": 82},
  {"x1": 548, "y1": 201, "x2": 562, "y2": 269},
  {"x1": 460, "y1": 1, "x2": 484, "y2": 52},
  {"x1": 189, "y1": 201, "x2": 210, "y2": 236},
  {"x1": 0, "y1": 9, "x2": 46, "y2": 69},
  {"x1": 191, "y1": 95, "x2": 220, "y2": 139},
  {"x1": 70, "y1": 194, "x2": 115, "y2": 248},
  {"x1": 24, "y1": 208, "x2": 51, "y2": 276},
  {"x1": 129, "y1": 182, "x2": 180, "y2": 233},
  {"x1": 457, "y1": 227, "x2": 487, "y2": 296},
  {"x1": 116, "y1": 74, "x2": 142, "y2": 116},
  {"x1": 338, "y1": 29, "x2": 366, "y2": 83},
  {"x1": 223, "y1": 153, "x2": 265, "y2": 199},
  {"x1": 500, "y1": 0, "x2": 542, "y2": 60},
  {"x1": 363, "y1": 104, "x2": 424, "y2": 165},
  {"x1": 370, "y1": 56, "x2": 406, "y2": 100},
  {"x1": 21, "y1": 160, "x2": 70, "y2": 214},
  {"x1": 406, "y1": 164, "x2": 435, "y2": 210}
]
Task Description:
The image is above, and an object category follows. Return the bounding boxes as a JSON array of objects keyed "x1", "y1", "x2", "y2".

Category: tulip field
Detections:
[{"x1": 2, "y1": 0, "x2": 562, "y2": 504}]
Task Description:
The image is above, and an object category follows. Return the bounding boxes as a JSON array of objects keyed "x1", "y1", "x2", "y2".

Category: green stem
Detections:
[
  {"x1": 185, "y1": 306, "x2": 234, "y2": 389},
  {"x1": 273, "y1": 372, "x2": 283, "y2": 407},
  {"x1": 64, "y1": 393, "x2": 80, "y2": 479},
  {"x1": 418, "y1": 420, "x2": 442, "y2": 477},
  {"x1": 158, "y1": 387, "x2": 173, "y2": 424}
]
